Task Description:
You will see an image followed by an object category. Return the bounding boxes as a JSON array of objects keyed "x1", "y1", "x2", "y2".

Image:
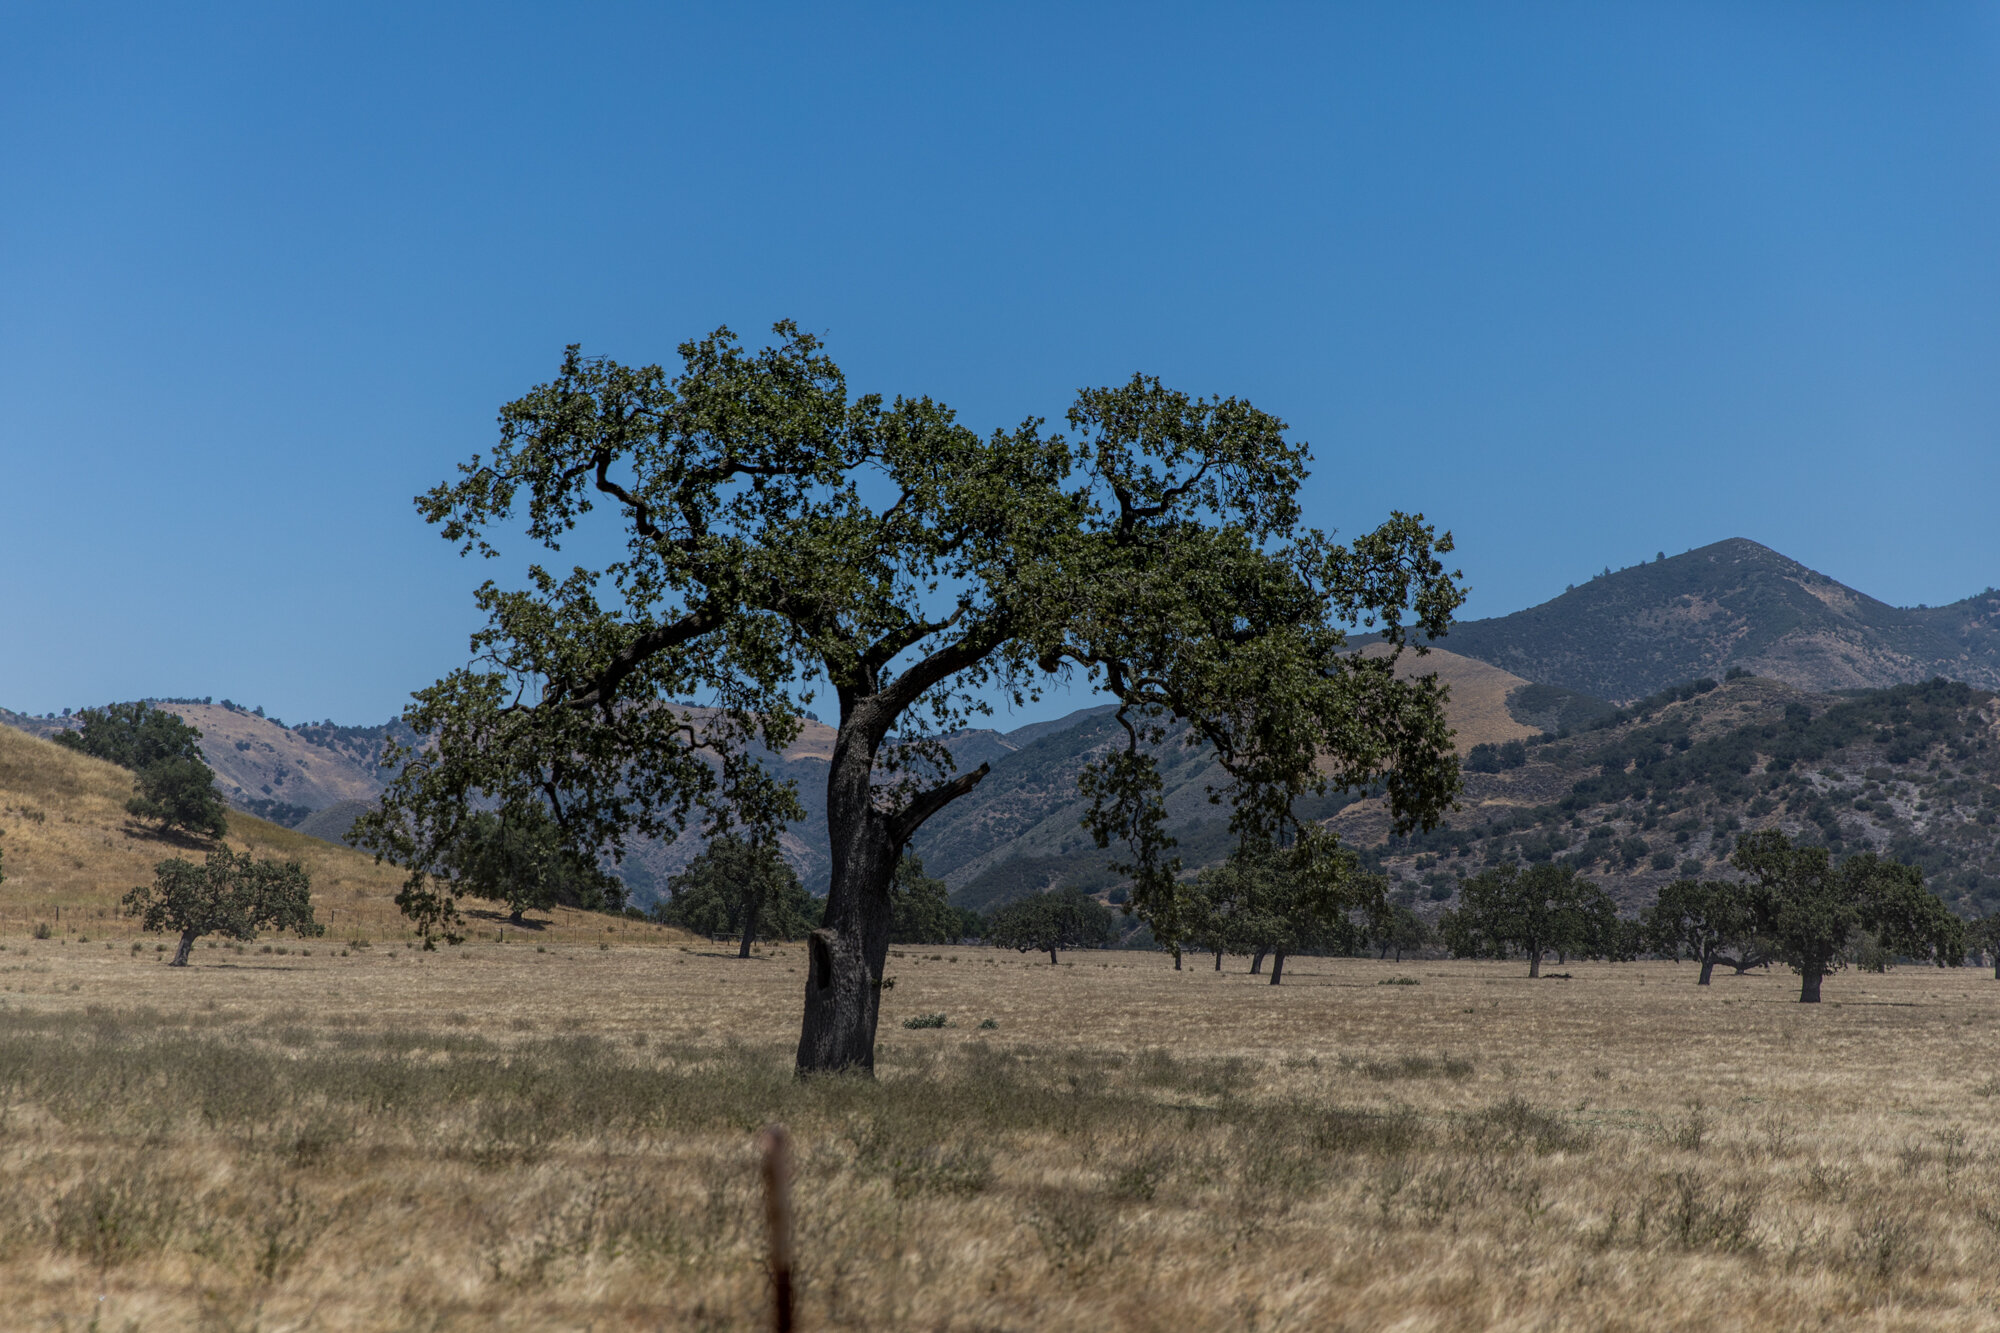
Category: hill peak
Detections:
[{"x1": 1445, "y1": 540, "x2": 1996, "y2": 702}]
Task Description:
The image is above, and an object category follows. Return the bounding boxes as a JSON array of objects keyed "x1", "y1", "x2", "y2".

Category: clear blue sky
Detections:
[{"x1": 5, "y1": 4, "x2": 1997, "y2": 725}]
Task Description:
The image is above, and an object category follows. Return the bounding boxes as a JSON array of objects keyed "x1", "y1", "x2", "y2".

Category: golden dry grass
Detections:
[
  {"x1": 1355, "y1": 643, "x2": 1540, "y2": 754},
  {"x1": 0, "y1": 724, "x2": 678, "y2": 945},
  {"x1": 4, "y1": 938, "x2": 2000, "y2": 1331}
]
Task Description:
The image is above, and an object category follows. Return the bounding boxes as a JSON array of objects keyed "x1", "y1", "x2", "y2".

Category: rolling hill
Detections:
[
  {"x1": 1444, "y1": 538, "x2": 2000, "y2": 703},
  {"x1": 1357, "y1": 673, "x2": 2000, "y2": 923},
  {"x1": 0, "y1": 722, "x2": 682, "y2": 944}
]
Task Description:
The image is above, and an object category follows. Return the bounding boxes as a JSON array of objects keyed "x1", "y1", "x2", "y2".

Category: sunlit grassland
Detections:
[
  {"x1": 4, "y1": 938, "x2": 2000, "y2": 1331},
  {"x1": 0, "y1": 723, "x2": 677, "y2": 945}
]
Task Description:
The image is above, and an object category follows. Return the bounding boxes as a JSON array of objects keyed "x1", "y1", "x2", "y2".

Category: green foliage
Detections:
[
  {"x1": 443, "y1": 803, "x2": 625, "y2": 923},
  {"x1": 1442, "y1": 861, "x2": 1621, "y2": 974},
  {"x1": 1367, "y1": 902, "x2": 1436, "y2": 960},
  {"x1": 889, "y1": 855, "x2": 980, "y2": 944},
  {"x1": 652, "y1": 834, "x2": 817, "y2": 949},
  {"x1": 1643, "y1": 878, "x2": 1759, "y2": 979},
  {"x1": 357, "y1": 320, "x2": 1464, "y2": 1070},
  {"x1": 55, "y1": 701, "x2": 229, "y2": 839},
  {"x1": 239, "y1": 797, "x2": 315, "y2": 828},
  {"x1": 123, "y1": 847, "x2": 321, "y2": 965},
  {"x1": 987, "y1": 887, "x2": 1115, "y2": 961},
  {"x1": 54, "y1": 701, "x2": 205, "y2": 770},
  {"x1": 1183, "y1": 839, "x2": 1379, "y2": 971},
  {"x1": 1729, "y1": 829, "x2": 1964, "y2": 1002},
  {"x1": 126, "y1": 755, "x2": 230, "y2": 838}
]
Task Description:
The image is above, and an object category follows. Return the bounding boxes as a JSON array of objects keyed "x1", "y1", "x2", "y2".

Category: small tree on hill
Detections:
[
  {"x1": 127, "y1": 755, "x2": 231, "y2": 839},
  {"x1": 657, "y1": 834, "x2": 818, "y2": 957},
  {"x1": 56, "y1": 702, "x2": 229, "y2": 839},
  {"x1": 443, "y1": 803, "x2": 624, "y2": 925},
  {"x1": 1730, "y1": 829, "x2": 1964, "y2": 1003},
  {"x1": 1643, "y1": 878, "x2": 1758, "y2": 985},
  {"x1": 988, "y1": 887, "x2": 1114, "y2": 964},
  {"x1": 1442, "y1": 861, "x2": 1616, "y2": 977},
  {"x1": 124, "y1": 846, "x2": 320, "y2": 965}
]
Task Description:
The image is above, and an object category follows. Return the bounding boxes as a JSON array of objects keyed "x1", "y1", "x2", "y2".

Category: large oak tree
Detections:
[{"x1": 361, "y1": 323, "x2": 1463, "y2": 1075}]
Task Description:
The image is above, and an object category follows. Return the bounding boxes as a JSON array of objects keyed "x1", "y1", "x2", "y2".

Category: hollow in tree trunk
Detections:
[
  {"x1": 1268, "y1": 950, "x2": 1286, "y2": 985},
  {"x1": 170, "y1": 928, "x2": 198, "y2": 967}
]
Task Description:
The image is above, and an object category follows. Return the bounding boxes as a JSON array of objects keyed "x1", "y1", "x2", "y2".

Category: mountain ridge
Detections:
[{"x1": 1444, "y1": 538, "x2": 2000, "y2": 702}]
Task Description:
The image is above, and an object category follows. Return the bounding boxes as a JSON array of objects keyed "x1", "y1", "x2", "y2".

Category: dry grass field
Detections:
[{"x1": 4, "y1": 936, "x2": 2000, "y2": 1331}]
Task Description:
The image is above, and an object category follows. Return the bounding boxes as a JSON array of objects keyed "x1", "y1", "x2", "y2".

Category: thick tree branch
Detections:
[{"x1": 890, "y1": 762, "x2": 992, "y2": 846}]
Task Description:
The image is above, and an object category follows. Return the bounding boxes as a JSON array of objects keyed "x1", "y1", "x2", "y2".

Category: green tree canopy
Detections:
[
  {"x1": 358, "y1": 322, "x2": 1464, "y2": 1074},
  {"x1": 1643, "y1": 877, "x2": 1759, "y2": 985},
  {"x1": 56, "y1": 702, "x2": 229, "y2": 839},
  {"x1": 987, "y1": 887, "x2": 1115, "y2": 964},
  {"x1": 442, "y1": 803, "x2": 625, "y2": 925},
  {"x1": 1730, "y1": 829, "x2": 1964, "y2": 1003},
  {"x1": 1367, "y1": 901, "x2": 1436, "y2": 962},
  {"x1": 888, "y1": 855, "x2": 979, "y2": 944},
  {"x1": 1968, "y1": 914, "x2": 2000, "y2": 981},
  {"x1": 123, "y1": 846, "x2": 320, "y2": 966},
  {"x1": 1188, "y1": 839, "x2": 1377, "y2": 983},
  {"x1": 1442, "y1": 861, "x2": 1619, "y2": 977},
  {"x1": 654, "y1": 834, "x2": 818, "y2": 958}
]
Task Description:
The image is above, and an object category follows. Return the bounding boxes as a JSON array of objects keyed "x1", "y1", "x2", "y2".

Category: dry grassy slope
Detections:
[
  {"x1": 1354, "y1": 641, "x2": 1539, "y2": 754},
  {"x1": 0, "y1": 726, "x2": 672, "y2": 945},
  {"x1": 159, "y1": 704, "x2": 390, "y2": 812}
]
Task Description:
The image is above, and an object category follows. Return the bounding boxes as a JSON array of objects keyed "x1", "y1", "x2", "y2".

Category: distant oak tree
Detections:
[
  {"x1": 124, "y1": 846, "x2": 321, "y2": 966},
  {"x1": 358, "y1": 322, "x2": 1464, "y2": 1075},
  {"x1": 1730, "y1": 829, "x2": 1963, "y2": 1003}
]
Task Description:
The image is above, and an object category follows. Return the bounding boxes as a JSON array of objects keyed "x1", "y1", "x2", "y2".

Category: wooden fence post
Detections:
[{"x1": 758, "y1": 1123, "x2": 795, "y2": 1332}]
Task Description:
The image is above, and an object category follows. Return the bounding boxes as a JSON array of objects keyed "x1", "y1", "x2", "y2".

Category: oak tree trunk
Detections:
[
  {"x1": 1698, "y1": 954, "x2": 1716, "y2": 986},
  {"x1": 1799, "y1": 968, "x2": 1824, "y2": 1003},
  {"x1": 795, "y1": 729, "x2": 899, "y2": 1077},
  {"x1": 170, "y1": 928, "x2": 197, "y2": 967},
  {"x1": 1048, "y1": 946, "x2": 1058, "y2": 966},
  {"x1": 1251, "y1": 946, "x2": 1268, "y2": 975},
  {"x1": 1528, "y1": 950, "x2": 1542, "y2": 979},
  {"x1": 740, "y1": 898, "x2": 759, "y2": 959},
  {"x1": 1213, "y1": 949, "x2": 1223, "y2": 971},
  {"x1": 1268, "y1": 950, "x2": 1286, "y2": 985}
]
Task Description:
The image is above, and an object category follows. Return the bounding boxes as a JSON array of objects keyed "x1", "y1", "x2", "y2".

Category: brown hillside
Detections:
[
  {"x1": 1355, "y1": 642, "x2": 1539, "y2": 754},
  {"x1": 0, "y1": 726, "x2": 671, "y2": 945}
]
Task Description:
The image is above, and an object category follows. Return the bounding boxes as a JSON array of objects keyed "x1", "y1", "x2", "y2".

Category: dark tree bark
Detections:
[
  {"x1": 794, "y1": 705, "x2": 989, "y2": 1075},
  {"x1": 1698, "y1": 953, "x2": 1716, "y2": 986},
  {"x1": 170, "y1": 928, "x2": 198, "y2": 967},
  {"x1": 1213, "y1": 949, "x2": 1223, "y2": 971},
  {"x1": 1048, "y1": 946, "x2": 1059, "y2": 966},
  {"x1": 1799, "y1": 968, "x2": 1824, "y2": 1003},
  {"x1": 1528, "y1": 949, "x2": 1542, "y2": 979},
  {"x1": 1268, "y1": 950, "x2": 1286, "y2": 985},
  {"x1": 509, "y1": 907, "x2": 524, "y2": 926},
  {"x1": 739, "y1": 897, "x2": 760, "y2": 959},
  {"x1": 1251, "y1": 946, "x2": 1268, "y2": 975},
  {"x1": 795, "y1": 724, "x2": 902, "y2": 1076}
]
